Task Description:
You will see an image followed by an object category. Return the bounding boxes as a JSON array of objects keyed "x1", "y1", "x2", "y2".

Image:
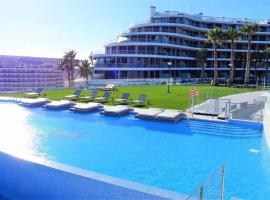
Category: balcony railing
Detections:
[
  {"x1": 107, "y1": 50, "x2": 191, "y2": 57},
  {"x1": 95, "y1": 63, "x2": 189, "y2": 68}
]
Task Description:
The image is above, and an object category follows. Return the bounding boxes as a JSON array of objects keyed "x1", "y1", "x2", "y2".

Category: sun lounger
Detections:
[
  {"x1": 43, "y1": 100, "x2": 74, "y2": 110},
  {"x1": 19, "y1": 98, "x2": 50, "y2": 107},
  {"x1": 79, "y1": 90, "x2": 98, "y2": 102},
  {"x1": 130, "y1": 94, "x2": 149, "y2": 107},
  {"x1": 113, "y1": 93, "x2": 130, "y2": 104},
  {"x1": 94, "y1": 91, "x2": 111, "y2": 102},
  {"x1": 156, "y1": 109, "x2": 185, "y2": 122},
  {"x1": 192, "y1": 109, "x2": 219, "y2": 116},
  {"x1": 217, "y1": 113, "x2": 230, "y2": 120},
  {"x1": 69, "y1": 102, "x2": 102, "y2": 112},
  {"x1": 101, "y1": 105, "x2": 133, "y2": 116},
  {"x1": 135, "y1": 108, "x2": 164, "y2": 119},
  {"x1": 24, "y1": 88, "x2": 44, "y2": 98},
  {"x1": 100, "y1": 84, "x2": 117, "y2": 91},
  {"x1": 64, "y1": 89, "x2": 81, "y2": 100}
]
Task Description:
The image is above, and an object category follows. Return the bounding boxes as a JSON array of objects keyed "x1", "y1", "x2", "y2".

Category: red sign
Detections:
[{"x1": 189, "y1": 88, "x2": 199, "y2": 97}]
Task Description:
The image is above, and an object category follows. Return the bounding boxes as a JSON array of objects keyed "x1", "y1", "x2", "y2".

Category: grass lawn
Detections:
[{"x1": 0, "y1": 85, "x2": 264, "y2": 110}]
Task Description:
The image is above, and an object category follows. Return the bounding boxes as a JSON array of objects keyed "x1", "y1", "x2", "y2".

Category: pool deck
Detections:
[
  {"x1": 0, "y1": 151, "x2": 188, "y2": 200},
  {"x1": 220, "y1": 91, "x2": 269, "y2": 104},
  {"x1": 189, "y1": 91, "x2": 270, "y2": 121}
]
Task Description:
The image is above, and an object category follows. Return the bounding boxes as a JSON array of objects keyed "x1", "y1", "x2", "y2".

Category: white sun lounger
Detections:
[
  {"x1": 24, "y1": 88, "x2": 43, "y2": 97},
  {"x1": 64, "y1": 89, "x2": 81, "y2": 100},
  {"x1": 217, "y1": 113, "x2": 230, "y2": 120},
  {"x1": 101, "y1": 105, "x2": 133, "y2": 116},
  {"x1": 191, "y1": 108, "x2": 219, "y2": 116},
  {"x1": 135, "y1": 108, "x2": 164, "y2": 119},
  {"x1": 70, "y1": 102, "x2": 102, "y2": 112},
  {"x1": 156, "y1": 109, "x2": 185, "y2": 122},
  {"x1": 19, "y1": 98, "x2": 50, "y2": 107},
  {"x1": 43, "y1": 100, "x2": 74, "y2": 110},
  {"x1": 100, "y1": 84, "x2": 117, "y2": 91}
]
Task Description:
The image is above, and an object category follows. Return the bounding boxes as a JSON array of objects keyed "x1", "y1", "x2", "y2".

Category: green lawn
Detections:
[{"x1": 0, "y1": 85, "x2": 264, "y2": 110}]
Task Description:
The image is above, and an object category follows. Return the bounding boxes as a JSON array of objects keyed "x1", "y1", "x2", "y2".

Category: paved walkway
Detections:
[
  {"x1": 220, "y1": 91, "x2": 269, "y2": 104},
  {"x1": 190, "y1": 91, "x2": 270, "y2": 121}
]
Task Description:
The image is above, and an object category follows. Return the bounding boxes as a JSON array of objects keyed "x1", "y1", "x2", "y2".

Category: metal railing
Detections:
[
  {"x1": 229, "y1": 100, "x2": 265, "y2": 122},
  {"x1": 189, "y1": 89, "x2": 268, "y2": 122},
  {"x1": 186, "y1": 166, "x2": 225, "y2": 200}
]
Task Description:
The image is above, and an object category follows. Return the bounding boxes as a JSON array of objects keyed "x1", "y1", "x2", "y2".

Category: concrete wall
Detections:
[{"x1": 0, "y1": 152, "x2": 186, "y2": 200}]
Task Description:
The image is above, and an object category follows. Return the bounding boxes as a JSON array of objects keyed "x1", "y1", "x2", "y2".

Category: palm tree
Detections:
[
  {"x1": 225, "y1": 27, "x2": 241, "y2": 86},
  {"x1": 59, "y1": 56, "x2": 70, "y2": 87},
  {"x1": 206, "y1": 28, "x2": 225, "y2": 85},
  {"x1": 252, "y1": 50, "x2": 264, "y2": 76},
  {"x1": 59, "y1": 50, "x2": 77, "y2": 87},
  {"x1": 241, "y1": 23, "x2": 259, "y2": 86},
  {"x1": 89, "y1": 51, "x2": 94, "y2": 66},
  {"x1": 78, "y1": 59, "x2": 94, "y2": 87},
  {"x1": 263, "y1": 47, "x2": 270, "y2": 78},
  {"x1": 251, "y1": 50, "x2": 264, "y2": 86},
  {"x1": 195, "y1": 48, "x2": 208, "y2": 84}
]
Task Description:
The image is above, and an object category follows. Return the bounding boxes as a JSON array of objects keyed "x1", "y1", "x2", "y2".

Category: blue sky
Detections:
[{"x1": 0, "y1": 0, "x2": 269, "y2": 59}]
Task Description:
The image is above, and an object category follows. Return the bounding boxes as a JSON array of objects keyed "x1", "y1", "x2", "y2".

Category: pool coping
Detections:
[{"x1": 1, "y1": 151, "x2": 188, "y2": 200}]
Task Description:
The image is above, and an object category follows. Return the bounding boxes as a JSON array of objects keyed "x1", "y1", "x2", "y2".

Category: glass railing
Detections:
[
  {"x1": 95, "y1": 63, "x2": 171, "y2": 68},
  {"x1": 193, "y1": 90, "x2": 268, "y2": 122},
  {"x1": 229, "y1": 101, "x2": 265, "y2": 122},
  {"x1": 109, "y1": 50, "x2": 191, "y2": 57},
  {"x1": 186, "y1": 166, "x2": 225, "y2": 200}
]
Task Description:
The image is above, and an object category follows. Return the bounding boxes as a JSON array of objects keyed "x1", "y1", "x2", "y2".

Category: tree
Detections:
[
  {"x1": 59, "y1": 50, "x2": 78, "y2": 87},
  {"x1": 235, "y1": 53, "x2": 246, "y2": 82},
  {"x1": 89, "y1": 51, "x2": 94, "y2": 66},
  {"x1": 206, "y1": 28, "x2": 225, "y2": 85},
  {"x1": 241, "y1": 23, "x2": 259, "y2": 86},
  {"x1": 263, "y1": 47, "x2": 270, "y2": 78},
  {"x1": 225, "y1": 27, "x2": 241, "y2": 86},
  {"x1": 252, "y1": 50, "x2": 264, "y2": 77},
  {"x1": 78, "y1": 59, "x2": 94, "y2": 87},
  {"x1": 195, "y1": 48, "x2": 208, "y2": 84}
]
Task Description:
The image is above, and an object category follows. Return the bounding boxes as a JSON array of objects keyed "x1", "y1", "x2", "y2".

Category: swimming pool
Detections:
[{"x1": 0, "y1": 102, "x2": 270, "y2": 199}]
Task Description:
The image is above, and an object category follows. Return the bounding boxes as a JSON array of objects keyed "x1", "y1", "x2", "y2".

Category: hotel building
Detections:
[
  {"x1": 93, "y1": 6, "x2": 270, "y2": 80},
  {"x1": 0, "y1": 56, "x2": 64, "y2": 92}
]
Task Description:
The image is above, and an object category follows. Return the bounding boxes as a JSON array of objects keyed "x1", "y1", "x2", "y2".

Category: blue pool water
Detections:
[{"x1": 0, "y1": 103, "x2": 270, "y2": 199}]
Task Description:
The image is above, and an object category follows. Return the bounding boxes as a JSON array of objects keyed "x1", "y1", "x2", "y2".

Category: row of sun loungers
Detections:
[
  {"x1": 24, "y1": 88, "x2": 149, "y2": 107},
  {"x1": 64, "y1": 90, "x2": 111, "y2": 103},
  {"x1": 64, "y1": 89, "x2": 149, "y2": 106},
  {"x1": 18, "y1": 98, "x2": 185, "y2": 122},
  {"x1": 23, "y1": 84, "x2": 117, "y2": 98}
]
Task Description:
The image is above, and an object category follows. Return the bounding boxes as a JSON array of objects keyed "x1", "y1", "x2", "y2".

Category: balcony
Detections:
[{"x1": 95, "y1": 63, "x2": 188, "y2": 68}]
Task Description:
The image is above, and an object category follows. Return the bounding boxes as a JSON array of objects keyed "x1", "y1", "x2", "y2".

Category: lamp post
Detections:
[
  {"x1": 167, "y1": 61, "x2": 172, "y2": 93},
  {"x1": 228, "y1": 63, "x2": 233, "y2": 86}
]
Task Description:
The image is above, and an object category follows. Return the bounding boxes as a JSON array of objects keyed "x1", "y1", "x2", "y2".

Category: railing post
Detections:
[
  {"x1": 199, "y1": 186, "x2": 204, "y2": 200},
  {"x1": 220, "y1": 166, "x2": 225, "y2": 200}
]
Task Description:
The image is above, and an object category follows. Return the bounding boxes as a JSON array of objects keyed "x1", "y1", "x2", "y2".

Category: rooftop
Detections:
[{"x1": 150, "y1": 6, "x2": 270, "y2": 25}]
